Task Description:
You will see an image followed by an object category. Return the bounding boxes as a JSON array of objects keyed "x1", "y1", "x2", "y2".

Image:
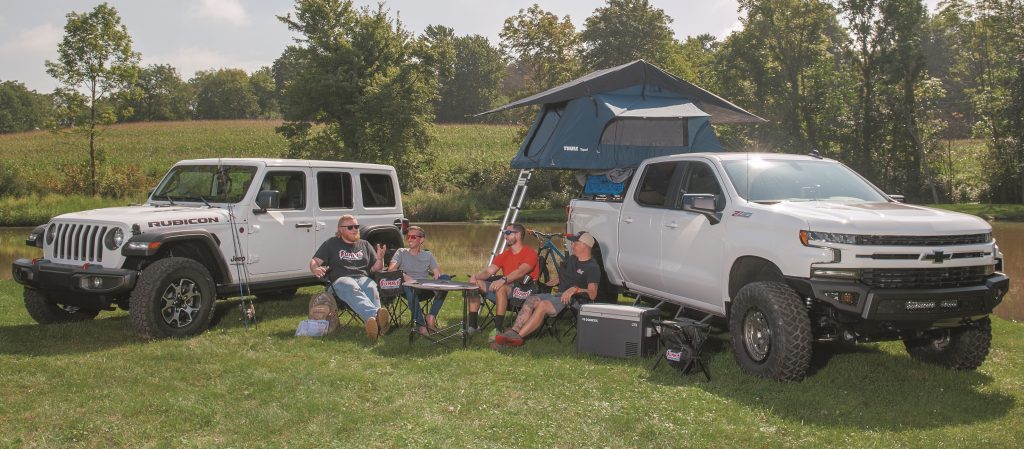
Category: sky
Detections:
[{"x1": 1, "y1": 0, "x2": 942, "y2": 93}]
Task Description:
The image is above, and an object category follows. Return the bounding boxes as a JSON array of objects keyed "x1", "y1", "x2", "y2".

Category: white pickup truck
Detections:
[
  {"x1": 13, "y1": 158, "x2": 407, "y2": 338},
  {"x1": 568, "y1": 152, "x2": 1009, "y2": 381}
]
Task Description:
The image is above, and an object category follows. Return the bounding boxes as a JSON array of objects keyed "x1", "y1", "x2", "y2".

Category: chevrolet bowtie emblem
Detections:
[{"x1": 922, "y1": 250, "x2": 952, "y2": 264}]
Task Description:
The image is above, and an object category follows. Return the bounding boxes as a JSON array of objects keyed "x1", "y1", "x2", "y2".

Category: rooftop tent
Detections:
[{"x1": 480, "y1": 60, "x2": 766, "y2": 170}]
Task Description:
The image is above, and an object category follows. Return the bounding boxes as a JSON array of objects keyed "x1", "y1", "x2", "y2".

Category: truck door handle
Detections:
[
  {"x1": 665, "y1": 222, "x2": 679, "y2": 229},
  {"x1": 295, "y1": 223, "x2": 313, "y2": 229},
  {"x1": 623, "y1": 217, "x2": 634, "y2": 224}
]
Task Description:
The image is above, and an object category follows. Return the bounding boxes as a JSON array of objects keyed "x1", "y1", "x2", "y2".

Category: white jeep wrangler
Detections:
[{"x1": 12, "y1": 158, "x2": 407, "y2": 338}]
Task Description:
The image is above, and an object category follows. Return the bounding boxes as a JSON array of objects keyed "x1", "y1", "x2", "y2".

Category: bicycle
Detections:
[{"x1": 529, "y1": 229, "x2": 568, "y2": 293}]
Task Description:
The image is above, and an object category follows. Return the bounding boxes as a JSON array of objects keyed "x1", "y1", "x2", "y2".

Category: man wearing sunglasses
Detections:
[
  {"x1": 387, "y1": 225, "x2": 450, "y2": 336},
  {"x1": 310, "y1": 215, "x2": 390, "y2": 340},
  {"x1": 466, "y1": 223, "x2": 539, "y2": 334}
]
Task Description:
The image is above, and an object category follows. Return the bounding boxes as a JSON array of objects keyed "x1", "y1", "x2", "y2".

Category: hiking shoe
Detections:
[
  {"x1": 376, "y1": 308, "x2": 391, "y2": 335},
  {"x1": 489, "y1": 342, "x2": 510, "y2": 350},
  {"x1": 466, "y1": 326, "x2": 482, "y2": 335},
  {"x1": 365, "y1": 317, "x2": 379, "y2": 341}
]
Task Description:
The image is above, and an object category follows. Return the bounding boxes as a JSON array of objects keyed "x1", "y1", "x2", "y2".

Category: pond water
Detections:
[{"x1": 3, "y1": 222, "x2": 1022, "y2": 321}]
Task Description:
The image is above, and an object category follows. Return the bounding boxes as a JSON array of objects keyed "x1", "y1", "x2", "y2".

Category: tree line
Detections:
[{"x1": 1, "y1": 0, "x2": 1021, "y2": 203}]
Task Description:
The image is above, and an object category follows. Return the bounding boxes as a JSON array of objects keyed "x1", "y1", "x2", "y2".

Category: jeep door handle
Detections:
[
  {"x1": 664, "y1": 222, "x2": 679, "y2": 229},
  {"x1": 295, "y1": 223, "x2": 313, "y2": 229},
  {"x1": 623, "y1": 217, "x2": 634, "y2": 224}
]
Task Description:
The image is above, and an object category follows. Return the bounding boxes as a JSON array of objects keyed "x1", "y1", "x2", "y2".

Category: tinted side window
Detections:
[
  {"x1": 360, "y1": 173, "x2": 396, "y2": 208},
  {"x1": 683, "y1": 163, "x2": 722, "y2": 196},
  {"x1": 317, "y1": 171, "x2": 353, "y2": 209},
  {"x1": 634, "y1": 161, "x2": 681, "y2": 208},
  {"x1": 261, "y1": 171, "x2": 306, "y2": 210}
]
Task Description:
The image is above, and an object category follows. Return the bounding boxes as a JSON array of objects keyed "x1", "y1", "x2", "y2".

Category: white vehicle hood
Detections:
[
  {"x1": 54, "y1": 205, "x2": 233, "y2": 229},
  {"x1": 771, "y1": 201, "x2": 991, "y2": 235}
]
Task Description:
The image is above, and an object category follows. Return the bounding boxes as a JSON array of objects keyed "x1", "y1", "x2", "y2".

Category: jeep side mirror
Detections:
[
  {"x1": 681, "y1": 193, "x2": 722, "y2": 225},
  {"x1": 254, "y1": 190, "x2": 280, "y2": 214},
  {"x1": 888, "y1": 194, "x2": 905, "y2": 203}
]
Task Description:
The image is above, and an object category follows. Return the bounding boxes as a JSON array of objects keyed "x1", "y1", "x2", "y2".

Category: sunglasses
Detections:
[
  {"x1": 503, "y1": 230, "x2": 520, "y2": 235},
  {"x1": 406, "y1": 234, "x2": 424, "y2": 240},
  {"x1": 338, "y1": 225, "x2": 359, "y2": 230}
]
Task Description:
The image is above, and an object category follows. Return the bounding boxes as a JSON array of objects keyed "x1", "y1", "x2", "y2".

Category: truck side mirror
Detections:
[
  {"x1": 254, "y1": 190, "x2": 280, "y2": 214},
  {"x1": 888, "y1": 194, "x2": 905, "y2": 203},
  {"x1": 681, "y1": 194, "x2": 722, "y2": 225}
]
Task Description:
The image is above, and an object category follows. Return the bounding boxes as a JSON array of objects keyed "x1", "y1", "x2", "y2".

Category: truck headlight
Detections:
[
  {"x1": 800, "y1": 230, "x2": 858, "y2": 246},
  {"x1": 104, "y1": 228, "x2": 125, "y2": 250}
]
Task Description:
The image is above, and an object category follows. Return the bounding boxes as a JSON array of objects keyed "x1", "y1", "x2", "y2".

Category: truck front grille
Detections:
[
  {"x1": 855, "y1": 234, "x2": 989, "y2": 246},
  {"x1": 50, "y1": 223, "x2": 108, "y2": 262},
  {"x1": 860, "y1": 266, "x2": 989, "y2": 289}
]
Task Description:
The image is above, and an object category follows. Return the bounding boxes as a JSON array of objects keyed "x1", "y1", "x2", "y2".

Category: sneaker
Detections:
[
  {"x1": 376, "y1": 308, "x2": 391, "y2": 335},
  {"x1": 364, "y1": 317, "x2": 379, "y2": 341},
  {"x1": 466, "y1": 326, "x2": 482, "y2": 335},
  {"x1": 489, "y1": 342, "x2": 509, "y2": 350},
  {"x1": 417, "y1": 326, "x2": 430, "y2": 336},
  {"x1": 503, "y1": 330, "x2": 524, "y2": 347}
]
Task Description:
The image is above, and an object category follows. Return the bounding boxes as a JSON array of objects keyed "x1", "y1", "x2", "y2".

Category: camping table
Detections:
[{"x1": 405, "y1": 279, "x2": 480, "y2": 347}]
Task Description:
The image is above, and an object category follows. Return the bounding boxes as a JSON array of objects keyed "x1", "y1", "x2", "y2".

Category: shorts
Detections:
[{"x1": 530, "y1": 293, "x2": 566, "y2": 315}]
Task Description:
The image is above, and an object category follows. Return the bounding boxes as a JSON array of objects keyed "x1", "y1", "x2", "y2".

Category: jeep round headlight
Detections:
[
  {"x1": 104, "y1": 228, "x2": 125, "y2": 250},
  {"x1": 46, "y1": 223, "x2": 57, "y2": 245}
]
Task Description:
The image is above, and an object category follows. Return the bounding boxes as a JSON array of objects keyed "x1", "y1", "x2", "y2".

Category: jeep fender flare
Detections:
[{"x1": 123, "y1": 230, "x2": 231, "y2": 283}]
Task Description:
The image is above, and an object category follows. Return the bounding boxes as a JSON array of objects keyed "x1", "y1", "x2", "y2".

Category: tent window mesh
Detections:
[{"x1": 600, "y1": 118, "x2": 688, "y2": 147}]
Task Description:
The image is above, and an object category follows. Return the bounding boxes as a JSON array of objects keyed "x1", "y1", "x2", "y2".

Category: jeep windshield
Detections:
[
  {"x1": 722, "y1": 158, "x2": 888, "y2": 204},
  {"x1": 151, "y1": 165, "x2": 257, "y2": 204}
]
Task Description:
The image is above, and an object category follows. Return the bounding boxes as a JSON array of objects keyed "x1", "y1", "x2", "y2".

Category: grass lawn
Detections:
[{"x1": 1, "y1": 280, "x2": 1022, "y2": 448}]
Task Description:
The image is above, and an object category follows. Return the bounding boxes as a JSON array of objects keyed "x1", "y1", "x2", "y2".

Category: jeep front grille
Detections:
[
  {"x1": 50, "y1": 223, "x2": 108, "y2": 262},
  {"x1": 860, "y1": 266, "x2": 989, "y2": 289}
]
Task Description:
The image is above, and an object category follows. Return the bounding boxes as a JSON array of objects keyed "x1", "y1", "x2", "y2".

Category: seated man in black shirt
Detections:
[
  {"x1": 310, "y1": 214, "x2": 390, "y2": 341},
  {"x1": 495, "y1": 231, "x2": 601, "y2": 347}
]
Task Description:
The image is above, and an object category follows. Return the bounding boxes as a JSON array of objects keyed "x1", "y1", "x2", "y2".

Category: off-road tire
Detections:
[
  {"x1": 729, "y1": 281, "x2": 812, "y2": 382},
  {"x1": 23, "y1": 289, "x2": 99, "y2": 324},
  {"x1": 129, "y1": 257, "x2": 216, "y2": 339},
  {"x1": 903, "y1": 317, "x2": 992, "y2": 370}
]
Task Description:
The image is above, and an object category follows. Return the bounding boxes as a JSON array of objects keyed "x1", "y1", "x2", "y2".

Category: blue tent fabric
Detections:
[{"x1": 481, "y1": 60, "x2": 763, "y2": 171}]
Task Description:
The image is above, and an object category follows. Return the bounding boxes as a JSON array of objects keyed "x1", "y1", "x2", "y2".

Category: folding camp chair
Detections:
[
  {"x1": 324, "y1": 281, "x2": 363, "y2": 327},
  {"x1": 374, "y1": 270, "x2": 406, "y2": 333}
]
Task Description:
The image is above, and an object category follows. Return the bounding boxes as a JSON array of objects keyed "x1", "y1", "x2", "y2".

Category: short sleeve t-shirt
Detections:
[
  {"x1": 558, "y1": 255, "x2": 601, "y2": 294},
  {"x1": 313, "y1": 237, "x2": 378, "y2": 281},
  {"x1": 390, "y1": 248, "x2": 439, "y2": 279},
  {"x1": 492, "y1": 245, "x2": 540, "y2": 280}
]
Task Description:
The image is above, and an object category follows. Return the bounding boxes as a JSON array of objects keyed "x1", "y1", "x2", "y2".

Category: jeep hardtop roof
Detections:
[{"x1": 176, "y1": 158, "x2": 396, "y2": 172}]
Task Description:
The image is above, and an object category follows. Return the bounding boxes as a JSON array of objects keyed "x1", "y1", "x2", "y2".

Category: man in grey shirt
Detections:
[{"x1": 388, "y1": 226, "x2": 449, "y2": 336}]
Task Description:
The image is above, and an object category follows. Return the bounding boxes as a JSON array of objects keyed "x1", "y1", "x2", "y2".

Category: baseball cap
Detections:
[{"x1": 567, "y1": 231, "x2": 595, "y2": 248}]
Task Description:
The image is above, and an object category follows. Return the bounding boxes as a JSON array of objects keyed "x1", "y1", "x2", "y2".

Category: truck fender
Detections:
[{"x1": 123, "y1": 230, "x2": 231, "y2": 283}]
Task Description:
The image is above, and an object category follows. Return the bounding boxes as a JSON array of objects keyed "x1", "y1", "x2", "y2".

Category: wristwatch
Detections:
[{"x1": 501, "y1": 276, "x2": 508, "y2": 283}]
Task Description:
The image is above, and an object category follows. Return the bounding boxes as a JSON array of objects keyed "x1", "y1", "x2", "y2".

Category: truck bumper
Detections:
[
  {"x1": 786, "y1": 273, "x2": 1009, "y2": 322},
  {"x1": 12, "y1": 258, "x2": 138, "y2": 299}
]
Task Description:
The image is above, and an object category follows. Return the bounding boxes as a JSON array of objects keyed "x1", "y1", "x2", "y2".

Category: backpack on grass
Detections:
[{"x1": 296, "y1": 291, "x2": 339, "y2": 337}]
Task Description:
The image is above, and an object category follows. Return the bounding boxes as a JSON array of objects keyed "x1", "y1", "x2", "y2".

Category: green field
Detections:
[{"x1": 1, "y1": 280, "x2": 1023, "y2": 447}]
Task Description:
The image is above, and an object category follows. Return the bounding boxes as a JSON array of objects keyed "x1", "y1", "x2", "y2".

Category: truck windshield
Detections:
[
  {"x1": 722, "y1": 158, "x2": 888, "y2": 203},
  {"x1": 151, "y1": 165, "x2": 257, "y2": 204}
]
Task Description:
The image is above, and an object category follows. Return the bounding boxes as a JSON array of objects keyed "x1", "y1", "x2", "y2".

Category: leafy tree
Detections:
[
  {"x1": 45, "y1": 2, "x2": 140, "y2": 195},
  {"x1": 276, "y1": 0, "x2": 436, "y2": 188},
  {"x1": 249, "y1": 67, "x2": 280, "y2": 119},
  {"x1": 579, "y1": 0, "x2": 678, "y2": 71},
  {"x1": 0, "y1": 81, "x2": 53, "y2": 133},
  {"x1": 500, "y1": 5, "x2": 581, "y2": 94},
  {"x1": 419, "y1": 26, "x2": 507, "y2": 122},
  {"x1": 119, "y1": 64, "x2": 192, "y2": 121},
  {"x1": 190, "y1": 69, "x2": 260, "y2": 119},
  {"x1": 719, "y1": 0, "x2": 852, "y2": 157}
]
